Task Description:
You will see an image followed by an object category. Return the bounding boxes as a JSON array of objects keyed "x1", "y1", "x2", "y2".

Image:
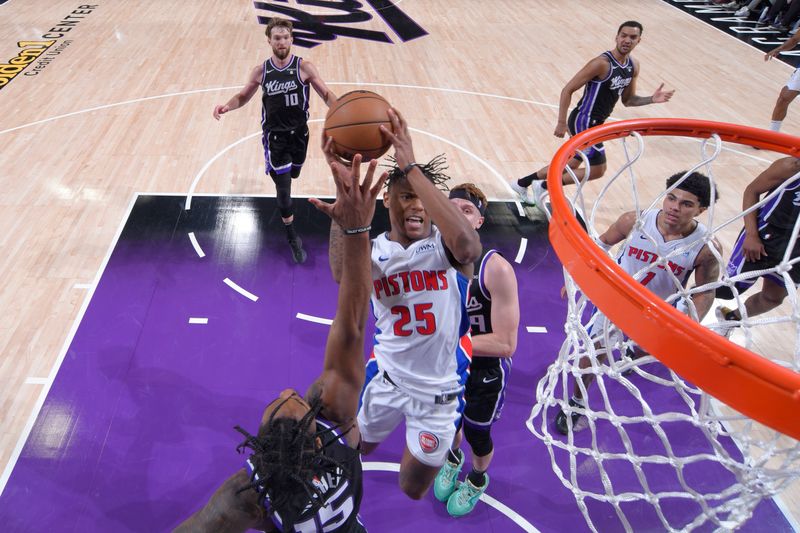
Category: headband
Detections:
[{"x1": 449, "y1": 188, "x2": 486, "y2": 215}]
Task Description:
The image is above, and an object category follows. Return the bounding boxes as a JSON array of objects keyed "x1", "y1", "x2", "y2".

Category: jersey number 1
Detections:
[{"x1": 391, "y1": 303, "x2": 436, "y2": 336}]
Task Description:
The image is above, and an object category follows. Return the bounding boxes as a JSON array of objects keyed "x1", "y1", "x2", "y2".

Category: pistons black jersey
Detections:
[
  {"x1": 261, "y1": 55, "x2": 310, "y2": 132},
  {"x1": 572, "y1": 51, "x2": 634, "y2": 125},
  {"x1": 467, "y1": 249, "x2": 501, "y2": 371},
  {"x1": 759, "y1": 170, "x2": 800, "y2": 231},
  {"x1": 246, "y1": 417, "x2": 365, "y2": 533}
]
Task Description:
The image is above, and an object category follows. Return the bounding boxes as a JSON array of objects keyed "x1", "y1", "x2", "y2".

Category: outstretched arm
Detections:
[
  {"x1": 766, "y1": 33, "x2": 800, "y2": 61},
  {"x1": 301, "y1": 59, "x2": 337, "y2": 108},
  {"x1": 308, "y1": 144, "x2": 387, "y2": 432},
  {"x1": 621, "y1": 60, "x2": 674, "y2": 107},
  {"x1": 380, "y1": 109, "x2": 481, "y2": 270},
  {"x1": 471, "y1": 255, "x2": 520, "y2": 358},
  {"x1": 213, "y1": 65, "x2": 263, "y2": 120},
  {"x1": 174, "y1": 470, "x2": 275, "y2": 533}
]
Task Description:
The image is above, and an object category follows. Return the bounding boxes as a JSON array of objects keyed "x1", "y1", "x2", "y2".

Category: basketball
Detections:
[{"x1": 324, "y1": 90, "x2": 393, "y2": 162}]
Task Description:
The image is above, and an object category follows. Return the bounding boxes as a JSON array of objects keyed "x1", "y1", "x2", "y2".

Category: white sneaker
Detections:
[
  {"x1": 510, "y1": 181, "x2": 535, "y2": 205},
  {"x1": 734, "y1": 6, "x2": 749, "y2": 16},
  {"x1": 713, "y1": 306, "x2": 738, "y2": 338},
  {"x1": 531, "y1": 179, "x2": 549, "y2": 208}
]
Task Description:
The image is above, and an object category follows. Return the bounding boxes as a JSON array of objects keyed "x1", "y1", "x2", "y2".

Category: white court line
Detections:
[
  {"x1": 184, "y1": 131, "x2": 263, "y2": 211},
  {"x1": 24, "y1": 377, "x2": 48, "y2": 385},
  {"x1": 188, "y1": 232, "x2": 205, "y2": 258},
  {"x1": 526, "y1": 326, "x2": 548, "y2": 334},
  {"x1": 223, "y1": 278, "x2": 259, "y2": 302},
  {"x1": 296, "y1": 313, "x2": 333, "y2": 326},
  {"x1": 362, "y1": 461, "x2": 540, "y2": 532},
  {"x1": 406, "y1": 127, "x2": 525, "y2": 217},
  {"x1": 515, "y1": 237, "x2": 528, "y2": 264},
  {"x1": 0, "y1": 193, "x2": 139, "y2": 497},
  {"x1": 72, "y1": 283, "x2": 92, "y2": 290},
  {"x1": 0, "y1": 86, "x2": 243, "y2": 136},
  {"x1": 188, "y1": 317, "x2": 208, "y2": 325},
  {"x1": 1, "y1": 81, "x2": 775, "y2": 174}
]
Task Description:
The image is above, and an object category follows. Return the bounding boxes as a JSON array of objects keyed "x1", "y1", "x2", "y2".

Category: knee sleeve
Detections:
[
  {"x1": 271, "y1": 171, "x2": 293, "y2": 218},
  {"x1": 463, "y1": 424, "x2": 493, "y2": 458}
]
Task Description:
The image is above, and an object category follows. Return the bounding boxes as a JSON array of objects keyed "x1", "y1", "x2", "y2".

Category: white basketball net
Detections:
[{"x1": 527, "y1": 132, "x2": 800, "y2": 532}]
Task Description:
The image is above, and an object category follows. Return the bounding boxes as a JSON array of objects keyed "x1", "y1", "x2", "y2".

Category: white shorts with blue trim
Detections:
[{"x1": 358, "y1": 371, "x2": 462, "y2": 467}]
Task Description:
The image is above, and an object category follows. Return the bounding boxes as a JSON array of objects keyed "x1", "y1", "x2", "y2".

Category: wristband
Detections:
[
  {"x1": 343, "y1": 225, "x2": 371, "y2": 235},
  {"x1": 402, "y1": 162, "x2": 419, "y2": 176}
]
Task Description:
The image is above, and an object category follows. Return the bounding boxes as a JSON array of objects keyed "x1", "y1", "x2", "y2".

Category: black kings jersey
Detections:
[
  {"x1": 572, "y1": 51, "x2": 634, "y2": 126},
  {"x1": 246, "y1": 417, "x2": 365, "y2": 533},
  {"x1": 261, "y1": 55, "x2": 310, "y2": 132},
  {"x1": 759, "y1": 170, "x2": 800, "y2": 232},
  {"x1": 467, "y1": 249, "x2": 502, "y2": 370}
]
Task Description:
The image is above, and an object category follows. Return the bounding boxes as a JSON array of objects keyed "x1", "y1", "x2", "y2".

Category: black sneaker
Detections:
[
  {"x1": 554, "y1": 399, "x2": 584, "y2": 435},
  {"x1": 289, "y1": 237, "x2": 307, "y2": 264}
]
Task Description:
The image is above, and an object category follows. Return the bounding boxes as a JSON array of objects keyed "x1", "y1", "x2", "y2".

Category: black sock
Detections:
[
  {"x1": 724, "y1": 309, "x2": 741, "y2": 321},
  {"x1": 517, "y1": 173, "x2": 539, "y2": 188},
  {"x1": 284, "y1": 222, "x2": 297, "y2": 241},
  {"x1": 447, "y1": 448, "x2": 461, "y2": 465},
  {"x1": 467, "y1": 468, "x2": 486, "y2": 487}
]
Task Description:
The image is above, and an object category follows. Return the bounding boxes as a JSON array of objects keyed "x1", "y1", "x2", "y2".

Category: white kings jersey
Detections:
[
  {"x1": 370, "y1": 226, "x2": 472, "y2": 399},
  {"x1": 617, "y1": 209, "x2": 708, "y2": 299}
]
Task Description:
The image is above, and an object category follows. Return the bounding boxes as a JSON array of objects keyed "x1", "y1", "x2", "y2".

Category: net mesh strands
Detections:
[{"x1": 527, "y1": 119, "x2": 800, "y2": 532}]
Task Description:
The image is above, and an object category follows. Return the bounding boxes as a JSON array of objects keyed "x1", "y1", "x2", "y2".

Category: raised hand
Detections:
[
  {"x1": 379, "y1": 108, "x2": 416, "y2": 170},
  {"x1": 651, "y1": 83, "x2": 675, "y2": 104},
  {"x1": 310, "y1": 136, "x2": 388, "y2": 231}
]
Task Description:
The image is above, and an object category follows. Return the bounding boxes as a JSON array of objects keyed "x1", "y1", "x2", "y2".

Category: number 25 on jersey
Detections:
[{"x1": 391, "y1": 303, "x2": 436, "y2": 336}]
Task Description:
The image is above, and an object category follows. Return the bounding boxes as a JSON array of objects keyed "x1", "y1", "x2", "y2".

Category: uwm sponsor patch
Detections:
[{"x1": 254, "y1": 0, "x2": 427, "y2": 48}]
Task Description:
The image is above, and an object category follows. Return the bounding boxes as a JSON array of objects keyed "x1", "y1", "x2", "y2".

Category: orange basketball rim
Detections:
[{"x1": 547, "y1": 118, "x2": 800, "y2": 441}]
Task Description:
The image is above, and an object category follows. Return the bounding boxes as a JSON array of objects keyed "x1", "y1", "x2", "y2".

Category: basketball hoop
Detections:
[{"x1": 528, "y1": 118, "x2": 800, "y2": 532}]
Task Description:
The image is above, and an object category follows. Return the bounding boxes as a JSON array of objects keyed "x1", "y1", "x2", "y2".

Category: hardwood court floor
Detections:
[{"x1": 1, "y1": 0, "x2": 798, "y2": 528}]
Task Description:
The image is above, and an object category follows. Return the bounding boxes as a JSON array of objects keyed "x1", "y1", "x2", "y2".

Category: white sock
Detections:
[{"x1": 770, "y1": 120, "x2": 783, "y2": 132}]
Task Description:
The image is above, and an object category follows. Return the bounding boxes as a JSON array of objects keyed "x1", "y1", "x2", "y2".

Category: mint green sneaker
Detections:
[
  {"x1": 446, "y1": 474, "x2": 489, "y2": 517},
  {"x1": 433, "y1": 449, "x2": 464, "y2": 502}
]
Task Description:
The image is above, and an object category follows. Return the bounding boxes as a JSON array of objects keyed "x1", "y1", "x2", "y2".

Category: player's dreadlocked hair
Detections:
[
  {"x1": 234, "y1": 395, "x2": 349, "y2": 529},
  {"x1": 383, "y1": 153, "x2": 451, "y2": 191}
]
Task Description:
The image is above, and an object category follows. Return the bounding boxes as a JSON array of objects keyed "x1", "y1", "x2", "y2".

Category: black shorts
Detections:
[
  {"x1": 462, "y1": 359, "x2": 510, "y2": 428},
  {"x1": 262, "y1": 125, "x2": 309, "y2": 176},
  {"x1": 726, "y1": 226, "x2": 800, "y2": 290},
  {"x1": 567, "y1": 107, "x2": 606, "y2": 166}
]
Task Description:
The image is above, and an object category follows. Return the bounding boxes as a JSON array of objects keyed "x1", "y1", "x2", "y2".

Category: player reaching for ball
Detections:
[
  {"x1": 327, "y1": 108, "x2": 482, "y2": 501},
  {"x1": 213, "y1": 17, "x2": 337, "y2": 264}
]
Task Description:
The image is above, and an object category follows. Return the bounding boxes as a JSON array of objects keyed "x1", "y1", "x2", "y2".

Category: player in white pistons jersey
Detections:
[
  {"x1": 616, "y1": 209, "x2": 707, "y2": 299},
  {"x1": 328, "y1": 110, "x2": 481, "y2": 501},
  {"x1": 369, "y1": 225, "x2": 471, "y2": 397},
  {"x1": 554, "y1": 171, "x2": 722, "y2": 435}
]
